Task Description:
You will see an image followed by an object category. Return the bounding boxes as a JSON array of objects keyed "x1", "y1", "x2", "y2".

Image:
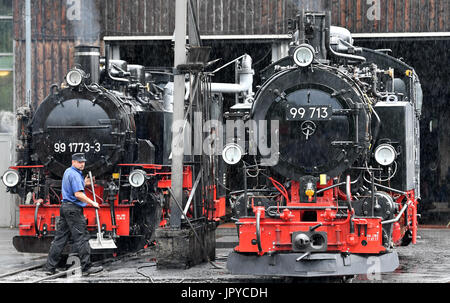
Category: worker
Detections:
[{"x1": 43, "y1": 153, "x2": 103, "y2": 276}]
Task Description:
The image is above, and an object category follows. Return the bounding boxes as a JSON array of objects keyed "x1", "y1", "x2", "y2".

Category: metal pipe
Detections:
[
  {"x1": 327, "y1": 38, "x2": 366, "y2": 63},
  {"x1": 209, "y1": 55, "x2": 254, "y2": 98},
  {"x1": 372, "y1": 182, "x2": 407, "y2": 195},
  {"x1": 107, "y1": 182, "x2": 118, "y2": 238},
  {"x1": 381, "y1": 200, "x2": 412, "y2": 225},
  {"x1": 296, "y1": 252, "x2": 311, "y2": 262},
  {"x1": 371, "y1": 169, "x2": 375, "y2": 216},
  {"x1": 346, "y1": 175, "x2": 355, "y2": 234},
  {"x1": 255, "y1": 209, "x2": 262, "y2": 253},
  {"x1": 210, "y1": 54, "x2": 246, "y2": 74},
  {"x1": 89, "y1": 171, "x2": 102, "y2": 242},
  {"x1": 238, "y1": 214, "x2": 351, "y2": 227},
  {"x1": 182, "y1": 168, "x2": 202, "y2": 219},
  {"x1": 267, "y1": 205, "x2": 348, "y2": 213},
  {"x1": 242, "y1": 161, "x2": 248, "y2": 217},
  {"x1": 371, "y1": 106, "x2": 381, "y2": 145},
  {"x1": 210, "y1": 83, "x2": 250, "y2": 94},
  {"x1": 371, "y1": 64, "x2": 385, "y2": 98},
  {"x1": 0, "y1": 262, "x2": 46, "y2": 279},
  {"x1": 163, "y1": 82, "x2": 174, "y2": 112},
  {"x1": 34, "y1": 201, "x2": 41, "y2": 237}
]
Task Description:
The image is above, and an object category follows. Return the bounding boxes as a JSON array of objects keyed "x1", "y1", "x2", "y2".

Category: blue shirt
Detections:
[{"x1": 61, "y1": 166, "x2": 87, "y2": 208}]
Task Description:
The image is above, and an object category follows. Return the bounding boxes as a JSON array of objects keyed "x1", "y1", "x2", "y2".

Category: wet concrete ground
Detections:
[
  {"x1": 0, "y1": 227, "x2": 449, "y2": 283},
  {"x1": 379, "y1": 228, "x2": 450, "y2": 283}
]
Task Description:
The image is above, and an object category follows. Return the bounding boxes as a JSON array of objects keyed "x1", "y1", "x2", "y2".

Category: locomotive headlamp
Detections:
[
  {"x1": 305, "y1": 182, "x2": 315, "y2": 202},
  {"x1": 66, "y1": 69, "x2": 84, "y2": 87},
  {"x1": 222, "y1": 143, "x2": 243, "y2": 165},
  {"x1": 374, "y1": 144, "x2": 397, "y2": 166},
  {"x1": 293, "y1": 44, "x2": 315, "y2": 67},
  {"x1": 2, "y1": 170, "x2": 20, "y2": 188},
  {"x1": 128, "y1": 169, "x2": 147, "y2": 188}
]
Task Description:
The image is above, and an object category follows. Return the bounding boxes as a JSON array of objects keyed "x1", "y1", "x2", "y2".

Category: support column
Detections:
[
  {"x1": 25, "y1": 0, "x2": 31, "y2": 108},
  {"x1": 156, "y1": 0, "x2": 217, "y2": 270},
  {"x1": 170, "y1": 0, "x2": 187, "y2": 228}
]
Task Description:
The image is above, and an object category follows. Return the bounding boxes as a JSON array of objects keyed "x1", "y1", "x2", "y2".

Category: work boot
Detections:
[
  {"x1": 43, "y1": 266, "x2": 58, "y2": 276},
  {"x1": 82, "y1": 265, "x2": 103, "y2": 276}
]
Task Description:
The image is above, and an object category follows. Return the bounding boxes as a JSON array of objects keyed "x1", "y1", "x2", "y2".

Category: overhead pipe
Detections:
[{"x1": 209, "y1": 55, "x2": 254, "y2": 101}]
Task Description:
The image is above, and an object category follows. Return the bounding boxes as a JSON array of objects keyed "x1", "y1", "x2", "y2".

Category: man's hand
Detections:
[
  {"x1": 74, "y1": 191, "x2": 100, "y2": 209},
  {"x1": 85, "y1": 175, "x2": 95, "y2": 187},
  {"x1": 90, "y1": 201, "x2": 100, "y2": 209}
]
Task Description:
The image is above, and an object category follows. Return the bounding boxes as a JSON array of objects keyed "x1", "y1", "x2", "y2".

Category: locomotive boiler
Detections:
[
  {"x1": 2, "y1": 45, "x2": 222, "y2": 254},
  {"x1": 224, "y1": 12, "x2": 422, "y2": 278}
]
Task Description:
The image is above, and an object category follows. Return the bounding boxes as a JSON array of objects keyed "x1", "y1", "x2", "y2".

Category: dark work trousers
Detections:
[{"x1": 46, "y1": 202, "x2": 91, "y2": 271}]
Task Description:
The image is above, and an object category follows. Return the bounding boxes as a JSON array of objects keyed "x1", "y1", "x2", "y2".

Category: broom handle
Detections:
[{"x1": 88, "y1": 171, "x2": 101, "y2": 235}]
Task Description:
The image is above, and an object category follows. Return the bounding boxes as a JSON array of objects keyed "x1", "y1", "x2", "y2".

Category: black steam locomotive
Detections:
[
  {"x1": 224, "y1": 12, "x2": 422, "y2": 278},
  {"x1": 29, "y1": 46, "x2": 172, "y2": 177},
  {"x1": 2, "y1": 45, "x2": 196, "y2": 253}
]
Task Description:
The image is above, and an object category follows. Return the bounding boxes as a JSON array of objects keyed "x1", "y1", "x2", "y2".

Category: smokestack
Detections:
[{"x1": 74, "y1": 45, "x2": 100, "y2": 84}]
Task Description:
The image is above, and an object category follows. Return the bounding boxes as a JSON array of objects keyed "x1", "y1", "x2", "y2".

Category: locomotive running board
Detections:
[{"x1": 226, "y1": 251, "x2": 399, "y2": 278}]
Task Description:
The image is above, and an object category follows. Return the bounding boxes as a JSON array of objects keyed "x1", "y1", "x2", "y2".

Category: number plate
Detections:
[
  {"x1": 286, "y1": 105, "x2": 332, "y2": 121},
  {"x1": 53, "y1": 142, "x2": 102, "y2": 153}
]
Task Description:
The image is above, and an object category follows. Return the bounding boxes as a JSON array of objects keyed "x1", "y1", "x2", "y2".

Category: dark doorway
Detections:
[{"x1": 117, "y1": 39, "x2": 273, "y2": 111}]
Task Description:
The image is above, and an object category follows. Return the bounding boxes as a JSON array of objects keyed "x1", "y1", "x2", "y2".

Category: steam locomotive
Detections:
[
  {"x1": 3, "y1": 45, "x2": 224, "y2": 254},
  {"x1": 224, "y1": 12, "x2": 422, "y2": 277}
]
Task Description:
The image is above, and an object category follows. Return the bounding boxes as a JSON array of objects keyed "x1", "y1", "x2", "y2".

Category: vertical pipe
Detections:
[
  {"x1": 25, "y1": 0, "x2": 31, "y2": 108},
  {"x1": 346, "y1": 175, "x2": 355, "y2": 234},
  {"x1": 170, "y1": 0, "x2": 187, "y2": 228},
  {"x1": 412, "y1": 202, "x2": 417, "y2": 244}
]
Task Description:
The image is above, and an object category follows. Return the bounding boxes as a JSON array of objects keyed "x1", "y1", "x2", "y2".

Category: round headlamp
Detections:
[
  {"x1": 66, "y1": 69, "x2": 84, "y2": 87},
  {"x1": 374, "y1": 144, "x2": 397, "y2": 166},
  {"x1": 128, "y1": 169, "x2": 147, "y2": 188},
  {"x1": 222, "y1": 143, "x2": 243, "y2": 165},
  {"x1": 2, "y1": 170, "x2": 20, "y2": 187},
  {"x1": 293, "y1": 44, "x2": 315, "y2": 67}
]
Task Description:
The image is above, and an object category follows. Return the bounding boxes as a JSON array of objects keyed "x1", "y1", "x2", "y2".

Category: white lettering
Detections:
[
  {"x1": 53, "y1": 142, "x2": 102, "y2": 153},
  {"x1": 224, "y1": 288, "x2": 268, "y2": 300},
  {"x1": 66, "y1": 254, "x2": 82, "y2": 280},
  {"x1": 67, "y1": 0, "x2": 81, "y2": 21},
  {"x1": 367, "y1": 0, "x2": 381, "y2": 21},
  {"x1": 181, "y1": 287, "x2": 216, "y2": 301}
]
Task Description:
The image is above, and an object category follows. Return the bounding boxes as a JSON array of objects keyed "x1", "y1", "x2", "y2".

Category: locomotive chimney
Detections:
[{"x1": 74, "y1": 45, "x2": 100, "y2": 84}]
